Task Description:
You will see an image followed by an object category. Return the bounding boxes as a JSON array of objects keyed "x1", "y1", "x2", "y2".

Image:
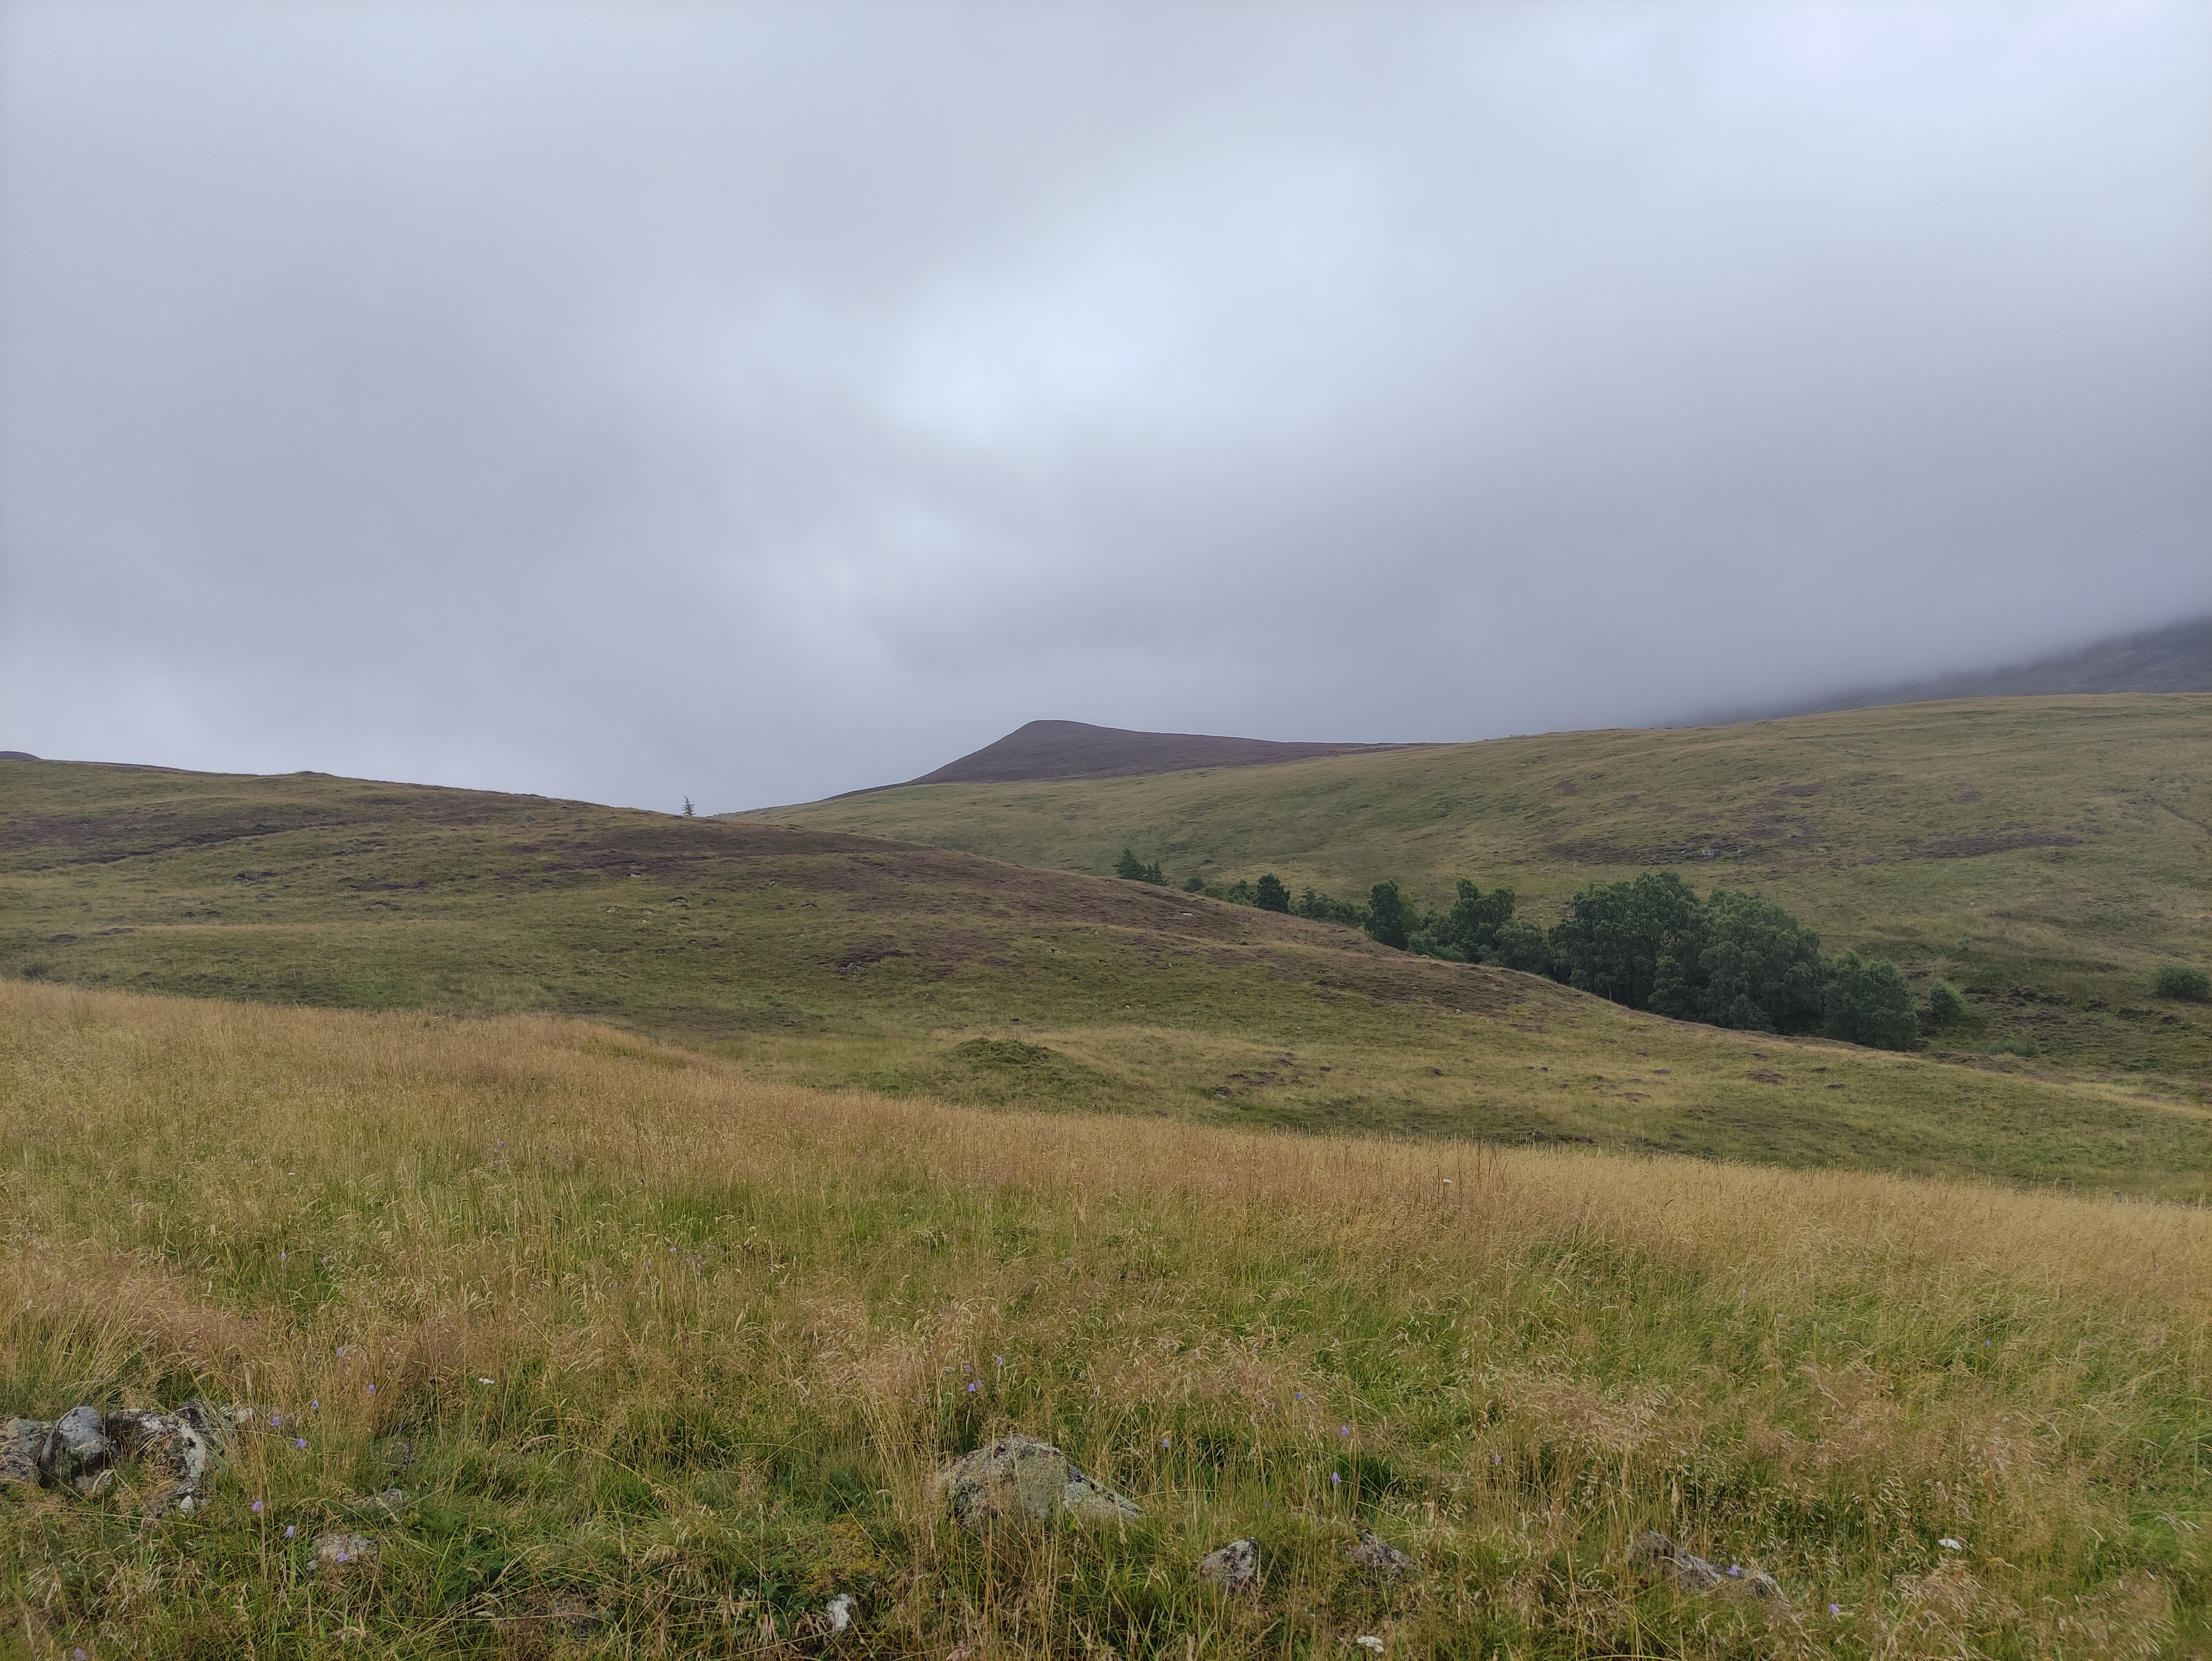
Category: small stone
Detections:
[
  {"x1": 315, "y1": 1532, "x2": 380, "y2": 1573},
  {"x1": 549, "y1": 1598, "x2": 604, "y2": 1639},
  {"x1": 825, "y1": 1593, "x2": 857, "y2": 1632},
  {"x1": 1344, "y1": 1528, "x2": 1411, "y2": 1580},
  {"x1": 40, "y1": 1406, "x2": 111, "y2": 1491},
  {"x1": 1198, "y1": 1538, "x2": 1260, "y2": 1591},
  {"x1": 104, "y1": 1403, "x2": 222, "y2": 1516},
  {"x1": 1630, "y1": 1531, "x2": 1781, "y2": 1599},
  {"x1": 2, "y1": 1418, "x2": 53, "y2": 1488},
  {"x1": 1355, "y1": 1638, "x2": 1386, "y2": 1655},
  {"x1": 931, "y1": 1434, "x2": 1141, "y2": 1528},
  {"x1": 348, "y1": 1486, "x2": 408, "y2": 1513}
]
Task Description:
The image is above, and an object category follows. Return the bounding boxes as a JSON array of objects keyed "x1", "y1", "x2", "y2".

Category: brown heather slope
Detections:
[{"x1": 884, "y1": 719, "x2": 1417, "y2": 789}]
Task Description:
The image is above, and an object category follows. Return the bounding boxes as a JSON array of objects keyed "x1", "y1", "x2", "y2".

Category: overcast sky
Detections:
[{"x1": 2, "y1": 1, "x2": 2207, "y2": 811}]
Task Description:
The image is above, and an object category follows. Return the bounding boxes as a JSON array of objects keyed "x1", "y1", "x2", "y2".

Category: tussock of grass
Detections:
[{"x1": 4, "y1": 984, "x2": 2205, "y2": 1657}]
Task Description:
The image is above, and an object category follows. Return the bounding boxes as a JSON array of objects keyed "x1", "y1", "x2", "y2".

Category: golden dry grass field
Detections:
[{"x1": 4, "y1": 983, "x2": 2208, "y2": 1658}]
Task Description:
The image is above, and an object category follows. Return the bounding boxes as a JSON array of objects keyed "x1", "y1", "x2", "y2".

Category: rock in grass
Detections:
[
  {"x1": 1630, "y1": 1531, "x2": 1782, "y2": 1599},
  {"x1": 103, "y1": 1401, "x2": 229, "y2": 1516},
  {"x1": 314, "y1": 1532, "x2": 381, "y2": 1575},
  {"x1": 2, "y1": 1418, "x2": 51, "y2": 1487},
  {"x1": 1344, "y1": 1528, "x2": 1412, "y2": 1579},
  {"x1": 824, "y1": 1593, "x2": 857, "y2": 1632},
  {"x1": 931, "y1": 1434, "x2": 1140, "y2": 1528},
  {"x1": 40, "y1": 1406, "x2": 111, "y2": 1494},
  {"x1": 548, "y1": 1597, "x2": 605, "y2": 1639},
  {"x1": 1198, "y1": 1538, "x2": 1260, "y2": 1591},
  {"x1": 2, "y1": 1401, "x2": 230, "y2": 1508}
]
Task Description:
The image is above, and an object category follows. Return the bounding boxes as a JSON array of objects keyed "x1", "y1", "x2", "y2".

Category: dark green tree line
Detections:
[{"x1": 1125, "y1": 848, "x2": 1915, "y2": 1052}]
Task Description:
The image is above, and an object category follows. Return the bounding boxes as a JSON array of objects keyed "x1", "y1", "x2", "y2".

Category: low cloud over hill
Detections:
[{"x1": 1702, "y1": 617, "x2": 2212, "y2": 724}]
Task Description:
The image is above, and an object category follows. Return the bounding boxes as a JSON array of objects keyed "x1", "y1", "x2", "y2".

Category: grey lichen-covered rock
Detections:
[
  {"x1": 2, "y1": 1418, "x2": 52, "y2": 1487},
  {"x1": 931, "y1": 1434, "x2": 1141, "y2": 1528},
  {"x1": 315, "y1": 1532, "x2": 381, "y2": 1575},
  {"x1": 1198, "y1": 1538, "x2": 1260, "y2": 1591},
  {"x1": 105, "y1": 1400, "x2": 228, "y2": 1516},
  {"x1": 40, "y1": 1406, "x2": 111, "y2": 1493},
  {"x1": 1344, "y1": 1528, "x2": 1412, "y2": 1580},
  {"x1": 1, "y1": 1399, "x2": 232, "y2": 1511},
  {"x1": 1630, "y1": 1531, "x2": 1782, "y2": 1599}
]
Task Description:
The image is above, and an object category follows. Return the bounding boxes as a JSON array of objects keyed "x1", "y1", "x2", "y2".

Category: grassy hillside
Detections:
[
  {"x1": 749, "y1": 697, "x2": 2212, "y2": 1081},
  {"x1": 2, "y1": 757, "x2": 2206, "y2": 1199},
  {"x1": 5, "y1": 984, "x2": 2207, "y2": 1657}
]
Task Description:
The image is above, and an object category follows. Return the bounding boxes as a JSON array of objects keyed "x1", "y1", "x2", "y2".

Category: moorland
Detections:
[
  {"x1": 2, "y1": 715, "x2": 2207, "y2": 1194},
  {"x1": 2, "y1": 692, "x2": 2208, "y2": 1657},
  {"x1": 749, "y1": 696, "x2": 2212, "y2": 1085}
]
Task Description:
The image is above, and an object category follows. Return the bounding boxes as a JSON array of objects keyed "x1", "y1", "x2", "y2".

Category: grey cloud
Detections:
[{"x1": 3, "y1": 1, "x2": 2207, "y2": 809}]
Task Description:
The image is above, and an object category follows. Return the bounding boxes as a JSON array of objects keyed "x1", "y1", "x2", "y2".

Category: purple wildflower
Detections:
[
  {"x1": 1330, "y1": 1471, "x2": 1342, "y2": 1485},
  {"x1": 967, "y1": 1382, "x2": 978, "y2": 1393},
  {"x1": 1829, "y1": 1604, "x2": 1841, "y2": 1617},
  {"x1": 296, "y1": 1438, "x2": 307, "y2": 1449},
  {"x1": 252, "y1": 1499, "x2": 263, "y2": 1514},
  {"x1": 271, "y1": 1414, "x2": 281, "y2": 1427},
  {"x1": 1728, "y1": 1565, "x2": 1741, "y2": 1577},
  {"x1": 366, "y1": 1384, "x2": 375, "y2": 1395},
  {"x1": 1340, "y1": 1426, "x2": 1351, "y2": 1437}
]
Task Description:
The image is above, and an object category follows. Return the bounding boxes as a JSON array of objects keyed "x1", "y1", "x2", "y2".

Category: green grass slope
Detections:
[
  {"x1": 750, "y1": 696, "x2": 2212, "y2": 1080},
  {"x1": 1, "y1": 756, "x2": 2205, "y2": 1198}
]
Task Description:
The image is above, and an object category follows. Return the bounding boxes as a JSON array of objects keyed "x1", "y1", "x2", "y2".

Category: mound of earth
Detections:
[{"x1": 891, "y1": 720, "x2": 1416, "y2": 788}]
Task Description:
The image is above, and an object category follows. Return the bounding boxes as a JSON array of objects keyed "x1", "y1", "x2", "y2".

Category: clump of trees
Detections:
[
  {"x1": 1550, "y1": 872, "x2": 1833, "y2": 1036},
  {"x1": 1293, "y1": 887, "x2": 1364, "y2": 927},
  {"x1": 1121, "y1": 848, "x2": 1918, "y2": 1051},
  {"x1": 1239, "y1": 862, "x2": 1918, "y2": 1051},
  {"x1": 1113, "y1": 848, "x2": 1165, "y2": 885},
  {"x1": 1542, "y1": 870, "x2": 1916, "y2": 1048}
]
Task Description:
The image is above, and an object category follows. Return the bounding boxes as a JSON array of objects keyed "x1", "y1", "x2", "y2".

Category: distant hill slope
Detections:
[
  {"x1": 3, "y1": 754, "x2": 2203, "y2": 1193},
  {"x1": 888, "y1": 719, "x2": 1416, "y2": 789},
  {"x1": 1716, "y1": 616, "x2": 2212, "y2": 721},
  {"x1": 752, "y1": 695, "x2": 2212, "y2": 1085}
]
